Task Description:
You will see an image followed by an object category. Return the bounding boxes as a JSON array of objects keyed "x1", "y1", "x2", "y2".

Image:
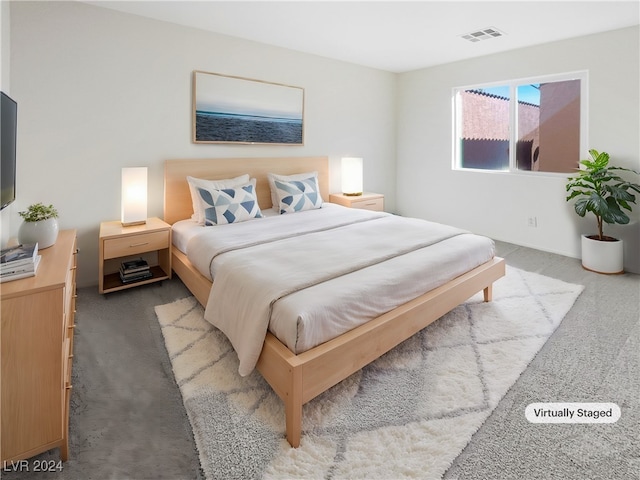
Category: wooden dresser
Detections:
[{"x1": 1, "y1": 230, "x2": 77, "y2": 463}]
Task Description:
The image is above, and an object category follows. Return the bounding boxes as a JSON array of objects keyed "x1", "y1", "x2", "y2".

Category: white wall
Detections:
[
  {"x1": 8, "y1": 1, "x2": 396, "y2": 287},
  {"x1": 8, "y1": 2, "x2": 640, "y2": 286},
  {"x1": 397, "y1": 26, "x2": 640, "y2": 272},
  {"x1": 0, "y1": 1, "x2": 9, "y2": 90}
]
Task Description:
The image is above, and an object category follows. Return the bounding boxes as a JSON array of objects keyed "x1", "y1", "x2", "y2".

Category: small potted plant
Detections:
[
  {"x1": 18, "y1": 202, "x2": 59, "y2": 249},
  {"x1": 566, "y1": 149, "x2": 640, "y2": 273}
]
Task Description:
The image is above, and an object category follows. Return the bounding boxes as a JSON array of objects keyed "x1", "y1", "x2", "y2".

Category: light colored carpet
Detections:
[{"x1": 154, "y1": 266, "x2": 583, "y2": 479}]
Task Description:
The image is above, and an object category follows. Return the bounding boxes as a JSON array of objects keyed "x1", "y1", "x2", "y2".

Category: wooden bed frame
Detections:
[{"x1": 164, "y1": 156, "x2": 505, "y2": 448}]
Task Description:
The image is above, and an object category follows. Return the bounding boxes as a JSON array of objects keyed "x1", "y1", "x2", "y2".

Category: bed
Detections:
[{"x1": 164, "y1": 156, "x2": 505, "y2": 447}]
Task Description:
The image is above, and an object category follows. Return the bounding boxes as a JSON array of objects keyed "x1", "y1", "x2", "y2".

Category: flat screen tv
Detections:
[{"x1": 1, "y1": 91, "x2": 17, "y2": 210}]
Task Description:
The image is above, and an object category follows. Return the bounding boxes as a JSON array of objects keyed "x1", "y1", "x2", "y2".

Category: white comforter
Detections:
[{"x1": 186, "y1": 204, "x2": 496, "y2": 376}]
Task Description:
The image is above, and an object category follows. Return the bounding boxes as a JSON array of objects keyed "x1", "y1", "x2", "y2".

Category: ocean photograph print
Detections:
[{"x1": 192, "y1": 70, "x2": 304, "y2": 145}]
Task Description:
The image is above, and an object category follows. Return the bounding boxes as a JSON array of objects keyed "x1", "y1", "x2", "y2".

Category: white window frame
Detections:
[{"x1": 452, "y1": 70, "x2": 589, "y2": 176}]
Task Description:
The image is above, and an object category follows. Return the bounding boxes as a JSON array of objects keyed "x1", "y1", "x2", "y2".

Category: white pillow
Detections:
[
  {"x1": 196, "y1": 179, "x2": 263, "y2": 226},
  {"x1": 267, "y1": 171, "x2": 321, "y2": 211},
  {"x1": 187, "y1": 174, "x2": 250, "y2": 224}
]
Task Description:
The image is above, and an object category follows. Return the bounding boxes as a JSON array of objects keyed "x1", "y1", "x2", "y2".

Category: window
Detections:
[{"x1": 453, "y1": 72, "x2": 587, "y2": 174}]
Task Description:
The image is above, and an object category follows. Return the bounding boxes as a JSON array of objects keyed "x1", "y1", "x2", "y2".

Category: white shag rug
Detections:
[{"x1": 155, "y1": 266, "x2": 584, "y2": 480}]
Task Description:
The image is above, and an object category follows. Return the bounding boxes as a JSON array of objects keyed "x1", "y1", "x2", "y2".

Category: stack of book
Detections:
[
  {"x1": 120, "y1": 258, "x2": 152, "y2": 284},
  {"x1": 0, "y1": 243, "x2": 41, "y2": 283}
]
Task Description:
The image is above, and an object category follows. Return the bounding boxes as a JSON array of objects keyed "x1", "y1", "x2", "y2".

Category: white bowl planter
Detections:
[
  {"x1": 18, "y1": 217, "x2": 59, "y2": 249},
  {"x1": 581, "y1": 234, "x2": 624, "y2": 274}
]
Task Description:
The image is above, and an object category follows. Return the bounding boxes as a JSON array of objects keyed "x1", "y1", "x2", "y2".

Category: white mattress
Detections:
[
  {"x1": 171, "y1": 219, "x2": 200, "y2": 254},
  {"x1": 171, "y1": 208, "x2": 279, "y2": 253},
  {"x1": 174, "y1": 204, "x2": 495, "y2": 375}
]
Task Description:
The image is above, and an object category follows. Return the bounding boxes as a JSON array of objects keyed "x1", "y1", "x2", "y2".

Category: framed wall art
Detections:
[{"x1": 192, "y1": 70, "x2": 304, "y2": 145}]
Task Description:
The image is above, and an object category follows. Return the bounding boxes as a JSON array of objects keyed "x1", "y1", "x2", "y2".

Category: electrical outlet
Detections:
[{"x1": 527, "y1": 216, "x2": 538, "y2": 228}]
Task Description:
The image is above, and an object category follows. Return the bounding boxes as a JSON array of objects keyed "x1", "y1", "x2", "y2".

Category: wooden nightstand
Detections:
[
  {"x1": 99, "y1": 217, "x2": 171, "y2": 293},
  {"x1": 329, "y1": 192, "x2": 384, "y2": 212}
]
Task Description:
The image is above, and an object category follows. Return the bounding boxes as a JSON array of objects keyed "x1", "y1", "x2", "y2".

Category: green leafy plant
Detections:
[
  {"x1": 18, "y1": 202, "x2": 59, "y2": 222},
  {"x1": 566, "y1": 149, "x2": 640, "y2": 241}
]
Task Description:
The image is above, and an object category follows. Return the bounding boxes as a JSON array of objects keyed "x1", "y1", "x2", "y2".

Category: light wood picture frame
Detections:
[{"x1": 192, "y1": 70, "x2": 304, "y2": 145}]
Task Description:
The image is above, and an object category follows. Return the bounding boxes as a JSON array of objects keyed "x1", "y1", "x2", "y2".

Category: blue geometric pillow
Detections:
[
  {"x1": 197, "y1": 182, "x2": 263, "y2": 226},
  {"x1": 274, "y1": 176, "x2": 323, "y2": 214}
]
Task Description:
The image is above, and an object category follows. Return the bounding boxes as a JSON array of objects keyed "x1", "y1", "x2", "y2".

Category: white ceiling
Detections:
[{"x1": 86, "y1": 1, "x2": 640, "y2": 72}]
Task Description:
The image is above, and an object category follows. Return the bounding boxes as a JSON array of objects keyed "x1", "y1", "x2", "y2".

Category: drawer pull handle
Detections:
[
  {"x1": 130, "y1": 242, "x2": 149, "y2": 247},
  {"x1": 66, "y1": 385, "x2": 73, "y2": 391}
]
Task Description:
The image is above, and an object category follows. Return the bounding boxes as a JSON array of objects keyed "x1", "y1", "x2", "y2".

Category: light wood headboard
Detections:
[{"x1": 164, "y1": 156, "x2": 330, "y2": 225}]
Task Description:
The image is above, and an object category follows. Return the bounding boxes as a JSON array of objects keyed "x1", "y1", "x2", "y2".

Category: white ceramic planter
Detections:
[
  {"x1": 18, "y1": 218, "x2": 59, "y2": 249},
  {"x1": 581, "y1": 234, "x2": 624, "y2": 274}
]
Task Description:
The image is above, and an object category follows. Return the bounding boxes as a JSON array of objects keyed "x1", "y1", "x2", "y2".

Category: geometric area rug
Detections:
[{"x1": 154, "y1": 266, "x2": 584, "y2": 480}]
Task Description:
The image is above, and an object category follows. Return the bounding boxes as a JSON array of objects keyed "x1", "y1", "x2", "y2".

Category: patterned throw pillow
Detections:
[
  {"x1": 187, "y1": 174, "x2": 250, "y2": 224},
  {"x1": 197, "y1": 181, "x2": 263, "y2": 226},
  {"x1": 274, "y1": 176, "x2": 323, "y2": 214},
  {"x1": 267, "y1": 171, "x2": 318, "y2": 211}
]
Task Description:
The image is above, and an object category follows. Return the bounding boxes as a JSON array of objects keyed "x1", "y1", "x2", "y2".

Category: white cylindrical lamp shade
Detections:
[
  {"x1": 341, "y1": 157, "x2": 363, "y2": 196},
  {"x1": 121, "y1": 167, "x2": 148, "y2": 226}
]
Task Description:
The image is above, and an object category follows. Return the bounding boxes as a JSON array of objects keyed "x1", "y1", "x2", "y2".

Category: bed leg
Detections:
[
  {"x1": 483, "y1": 284, "x2": 493, "y2": 302},
  {"x1": 285, "y1": 402, "x2": 302, "y2": 448},
  {"x1": 285, "y1": 366, "x2": 303, "y2": 448}
]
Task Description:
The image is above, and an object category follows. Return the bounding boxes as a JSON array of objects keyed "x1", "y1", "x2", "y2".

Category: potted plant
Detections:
[
  {"x1": 18, "y1": 202, "x2": 59, "y2": 249},
  {"x1": 566, "y1": 149, "x2": 640, "y2": 273}
]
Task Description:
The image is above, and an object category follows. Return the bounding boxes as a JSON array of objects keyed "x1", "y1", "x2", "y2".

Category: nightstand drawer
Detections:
[
  {"x1": 350, "y1": 197, "x2": 384, "y2": 211},
  {"x1": 103, "y1": 230, "x2": 169, "y2": 259}
]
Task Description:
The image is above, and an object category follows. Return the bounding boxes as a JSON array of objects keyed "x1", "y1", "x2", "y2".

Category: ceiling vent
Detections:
[{"x1": 461, "y1": 27, "x2": 505, "y2": 43}]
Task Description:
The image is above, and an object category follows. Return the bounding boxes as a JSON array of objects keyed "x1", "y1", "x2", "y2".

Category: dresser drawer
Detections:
[
  {"x1": 350, "y1": 197, "x2": 384, "y2": 211},
  {"x1": 63, "y1": 337, "x2": 73, "y2": 387},
  {"x1": 103, "y1": 231, "x2": 169, "y2": 259},
  {"x1": 64, "y1": 266, "x2": 76, "y2": 318}
]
